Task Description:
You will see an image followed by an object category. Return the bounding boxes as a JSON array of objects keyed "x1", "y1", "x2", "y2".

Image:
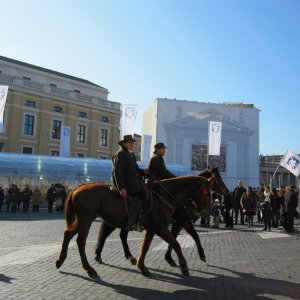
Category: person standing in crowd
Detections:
[
  {"x1": 233, "y1": 180, "x2": 246, "y2": 225},
  {"x1": 147, "y1": 142, "x2": 175, "y2": 182},
  {"x1": 0, "y1": 185, "x2": 4, "y2": 212},
  {"x1": 8, "y1": 184, "x2": 20, "y2": 213},
  {"x1": 284, "y1": 185, "x2": 298, "y2": 233},
  {"x1": 47, "y1": 184, "x2": 57, "y2": 213},
  {"x1": 32, "y1": 187, "x2": 42, "y2": 212},
  {"x1": 261, "y1": 186, "x2": 272, "y2": 231},
  {"x1": 270, "y1": 188, "x2": 280, "y2": 228},
  {"x1": 112, "y1": 134, "x2": 146, "y2": 231},
  {"x1": 211, "y1": 198, "x2": 222, "y2": 228},
  {"x1": 22, "y1": 184, "x2": 32, "y2": 212},
  {"x1": 224, "y1": 192, "x2": 234, "y2": 228},
  {"x1": 278, "y1": 186, "x2": 286, "y2": 228},
  {"x1": 256, "y1": 183, "x2": 265, "y2": 222},
  {"x1": 240, "y1": 186, "x2": 257, "y2": 227},
  {"x1": 57, "y1": 186, "x2": 68, "y2": 212}
]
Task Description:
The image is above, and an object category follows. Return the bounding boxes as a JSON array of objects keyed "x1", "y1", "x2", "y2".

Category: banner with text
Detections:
[
  {"x1": 208, "y1": 121, "x2": 222, "y2": 156},
  {"x1": 0, "y1": 85, "x2": 9, "y2": 133},
  {"x1": 60, "y1": 125, "x2": 71, "y2": 157}
]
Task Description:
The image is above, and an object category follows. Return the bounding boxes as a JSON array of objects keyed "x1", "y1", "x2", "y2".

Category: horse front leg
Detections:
[
  {"x1": 77, "y1": 221, "x2": 97, "y2": 278},
  {"x1": 183, "y1": 220, "x2": 206, "y2": 262},
  {"x1": 165, "y1": 221, "x2": 183, "y2": 266},
  {"x1": 120, "y1": 229, "x2": 136, "y2": 265},
  {"x1": 136, "y1": 230, "x2": 154, "y2": 276},
  {"x1": 157, "y1": 227, "x2": 189, "y2": 276},
  {"x1": 95, "y1": 222, "x2": 116, "y2": 264},
  {"x1": 56, "y1": 228, "x2": 77, "y2": 269}
]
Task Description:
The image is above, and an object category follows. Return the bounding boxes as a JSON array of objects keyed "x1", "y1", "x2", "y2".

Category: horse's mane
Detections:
[
  {"x1": 199, "y1": 167, "x2": 219, "y2": 177},
  {"x1": 151, "y1": 175, "x2": 208, "y2": 188}
]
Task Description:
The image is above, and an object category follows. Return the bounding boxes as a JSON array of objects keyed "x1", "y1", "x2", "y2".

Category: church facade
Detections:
[{"x1": 142, "y1": 98, "x2": 260, "y2": 190}]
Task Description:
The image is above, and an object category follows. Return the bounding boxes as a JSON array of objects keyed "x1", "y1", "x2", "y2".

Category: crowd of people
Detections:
[
  {"x1": 0, "y1": 184, "x2": 68, "y2": 213},
  {"x1": 205, "y1": 180, "x2": 299, "y2": 233}
]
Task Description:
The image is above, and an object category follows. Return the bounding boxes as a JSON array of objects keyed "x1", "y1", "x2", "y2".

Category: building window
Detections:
[
  {"x1": 25, "y1": 100, "x2": 36, "y2": 107},
  {"x1": 52, "y1": 120, "x2": 61, "y2": 139},
  {"x1": 22, "y1": 146, "x2": 33, "y2": 154},
  {"x1": 100, "y1": 128, "x2": 108, "y2": 146},
  {"x1": 77, "y1": 124, "x2": 86, "y2": 143},
  {"x1": 51, "y1": 150, "x2": 59, "y2": 156},
  {"x1": 78, "y1": 111, "x2": 87, "y2": 118},
  {"x1": 53, "y1": 106, "x2": 62, "y2": 113},
  {"x1": 24, "y1": 115, "x2": 35, "y2": 135},
  {"x1": 76, "y1": 153, "x2": 85, "y2": 158},
  {"x1": 49, "y1": 83, "x2": 57, "y2": 87},
  {"x1": 101, "y1": 116, "x2": 109, "y2": 123},
  {"x1": 74, "y1": 89, "x2": 81, "y2": 93},
  {"x1": 23, "y1": 76, "x2": 31, "y2": 81}
]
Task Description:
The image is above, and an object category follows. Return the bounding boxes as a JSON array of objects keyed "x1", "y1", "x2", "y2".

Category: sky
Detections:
[{"x1": 1, "y1": 0, "x2": 299, "y2": 156}]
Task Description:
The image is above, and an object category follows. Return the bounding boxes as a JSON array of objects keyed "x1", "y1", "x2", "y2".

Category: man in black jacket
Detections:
[
  {"x1": 233, "y1": 180, "x2": 246, "y2": 225},
  {"x1": 112, "y1": 134, "x2": 146, "y2": 231},
  {"x1": 147, "y1": 142, "x2": 175, "y2": 181}
]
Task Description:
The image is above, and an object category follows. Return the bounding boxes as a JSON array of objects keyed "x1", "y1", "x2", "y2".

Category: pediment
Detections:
[{"x1": 164, "y1": 108, "x2": 254, "y2": 135}]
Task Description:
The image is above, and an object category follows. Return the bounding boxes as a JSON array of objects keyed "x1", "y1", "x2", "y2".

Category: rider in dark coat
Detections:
[
  {"x1": 112, "y1": 134, "x2": 146, "y2": 231},
  {"x1": 147, "y1": 142, "x2": 175, "y2": 182}
]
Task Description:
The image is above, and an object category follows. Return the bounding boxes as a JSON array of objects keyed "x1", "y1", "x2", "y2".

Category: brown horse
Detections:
[
  {"x1": 56, "y1": 175, "x2": 211, "y2": 277},
  {"x1": 95, "y1": 167, "x2": 229, "y2": 267}
]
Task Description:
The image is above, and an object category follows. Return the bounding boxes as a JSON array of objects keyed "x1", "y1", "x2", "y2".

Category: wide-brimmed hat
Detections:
[
  {"x1": 154, "y1": 142, "x2": 167, "y2": 149},
  {"x1": 118, "y1": 134, "x2": 136, "y2": 146}
]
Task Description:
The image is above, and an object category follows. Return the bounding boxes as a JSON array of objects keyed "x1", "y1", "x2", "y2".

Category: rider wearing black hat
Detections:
[
  {"x1": 147, "y1": 142, "x2": 175, "y2": 182},
  {"x1": 112, "y1": 135, "x2": 146, "y2": 231}
]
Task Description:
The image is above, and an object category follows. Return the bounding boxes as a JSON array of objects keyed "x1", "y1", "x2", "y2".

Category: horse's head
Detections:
[{"x1": 199, "y1": 167, "x2": 230, "y2": 196}]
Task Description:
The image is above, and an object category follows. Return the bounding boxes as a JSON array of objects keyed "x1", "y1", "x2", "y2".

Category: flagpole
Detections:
[{"x1": 269, "y1": 163, "x2": 280, "y2": 189}]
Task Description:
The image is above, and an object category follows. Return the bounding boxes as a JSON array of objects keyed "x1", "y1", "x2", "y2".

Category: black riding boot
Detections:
[{"x1": 126, "y1": 196, "x2": 143, "y2": 231}]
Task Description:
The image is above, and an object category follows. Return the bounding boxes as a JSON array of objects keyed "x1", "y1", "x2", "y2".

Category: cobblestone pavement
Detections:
[{"x1": 0, "y1": 210, "x2": 299, "y2": 300}]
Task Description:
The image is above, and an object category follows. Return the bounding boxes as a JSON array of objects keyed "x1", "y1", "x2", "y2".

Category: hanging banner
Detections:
[
  {"x1": 60, "y1": 125, "x2": 71, "y2": 157},
  {"x1": 0, "y1": 85, "x2": 9, "y2": 133},
  {"x1": 280, "y1": 149, "x2": 300, "y2": 177},
  {"x1": 141, "y1": 134, "x2": 152, "y2": 162},
  {"x1": 121, "y1": 104, "x2": 138, "y2": 137},
  {"x1": 208, "y1": 121, "x2": 222, "y2": 156}
]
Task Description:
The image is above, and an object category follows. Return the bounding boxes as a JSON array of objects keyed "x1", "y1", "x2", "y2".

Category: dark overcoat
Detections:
[
  {"x1": 147, "y1": 153, "x2": 175, "y2": 181},
  {"x1": 112, "y1": 148, "x2": 142, "y2": 196}
]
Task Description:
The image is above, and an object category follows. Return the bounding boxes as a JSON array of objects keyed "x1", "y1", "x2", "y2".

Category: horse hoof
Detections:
[
  {"x1": 56, "y1": 260, "x2": 63, "y2": 269},
  {"x1": 95, "y1": 256, "x2": 103, "y2": 264},
  {"x1": 200, "y1": 256, "x2": 206, "y2": 262},
  {"x1": 127, "y1": 256, "x2": 137, "y2": 265},
  {"x1": 167, "y1": 260, "x2": 177, "y2": 267},
  {"x1": 88, "y1": 268, "x2": 98, "y2": 278},
  {"x1": 181, "y1": 268, "x2": 190, "y2": 276},
  {"x1": 140, "y1": 268, "x2": 151, "y2": 277}
]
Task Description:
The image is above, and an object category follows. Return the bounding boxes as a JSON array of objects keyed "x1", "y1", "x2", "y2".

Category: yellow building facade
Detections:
[{"x1": 0, "y1": 56, "x2": 121, "y2": 158}]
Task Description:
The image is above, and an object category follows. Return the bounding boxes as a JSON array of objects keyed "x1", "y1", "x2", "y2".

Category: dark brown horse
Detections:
[
  {"x1": 95, "y1": 167, "x2": 229, "y2": 267},
  {"x1": 56, "y1": 176, "x2": 211, "y2": 277}
]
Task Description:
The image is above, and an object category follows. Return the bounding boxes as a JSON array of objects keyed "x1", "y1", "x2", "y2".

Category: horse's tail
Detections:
[{"x1": 65, "y1": 189, "x2": 78, "y2": 232}]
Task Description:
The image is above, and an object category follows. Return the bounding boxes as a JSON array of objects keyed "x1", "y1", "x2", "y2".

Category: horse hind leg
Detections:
[
  {"x1": 120, "y1": 229, "x2": 136, "y2": 265},
  {"x1": 77, "y1": 221, "x2": 98, "y2": 278},
  {"x1": 95, "y1": 222, "x2": 116, "y2": 264},
  {"x1": 56, "y1": 228, "x2": 77, "y2": 269}
]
